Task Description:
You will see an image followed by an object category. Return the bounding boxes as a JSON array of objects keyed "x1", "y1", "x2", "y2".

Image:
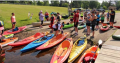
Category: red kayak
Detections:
[
  {"x1": 8, "y1": 32, "x2": 48, "y2": 47},
  {"x1": 50, "y1": 38, "x2": 73, "y2": 63},
  {"x1": 36, "y1": 32, "x2": 69, "y2": 50},
  {"x1": 3, "y1": 26, "x2": 27, "y2": 35},
  {"x1": 100, "y1": 24, "x2": 109, "y2": 31},
  {"x1": 114, "y1": 26, "x2": 120, "y2": 29}
]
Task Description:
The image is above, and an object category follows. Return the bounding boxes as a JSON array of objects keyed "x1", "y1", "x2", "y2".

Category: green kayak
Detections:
[
  {"x1": 4, "y1": 34, "x2": 14, "y2": 39},
  {"x1": 78, "y1": 24, "x2": 86, "y2": 29},
  {"x1": 63, "y1": 23, "x2": 74, "y2": 29},
  {"x1": 112, "y1": 35, "x2": 120, "y2": 40}
]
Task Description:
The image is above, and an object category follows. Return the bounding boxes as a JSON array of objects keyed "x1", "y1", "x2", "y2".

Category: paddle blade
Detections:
[
  {"x1": 54, "y1": 60, "x2": 57, "y2": 63},
  {"x1": 98, "y1": 39, "x2": 102, "y2": 45}
]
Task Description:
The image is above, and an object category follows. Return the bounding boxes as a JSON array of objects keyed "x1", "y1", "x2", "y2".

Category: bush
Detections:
[
  {"x1": 103, "y1": 6, "x2": 107, "y2": 10},
  {"x1": 62, "y1": 3, "x2": 69, "y2": 7}
]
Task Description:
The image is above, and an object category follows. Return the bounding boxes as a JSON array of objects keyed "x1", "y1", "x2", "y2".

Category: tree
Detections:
[
  {"x1": 101, "y1": 1, "x2": 109, "y2": 8},
  {"x1": 71, "y1": 1, "x2": 81, "y2": 8},
  {"x1": 62, "y1": 3, "x2": 69, "y2": 7},
  {"x1": 115, "y1": 1, "x2": 120, "y2": 10},
  {"x1": 44, "y1": 1, "x2": 49, "y2": 6},
  {"x1": 50, "y1": 1, "x2": 59, "y2": 6},
  {"x1": 37, "y1": 1, "x2": 44, "y2": 6},
  {"x1": 81, "y1": 1, "x2": 90, "y2": 9},
  {"x1": 103, "y1": 6, "x2": 107, "y2": 10},
  {"x1": 89, "y1": 1, "x2": 99, "y2": 9}
]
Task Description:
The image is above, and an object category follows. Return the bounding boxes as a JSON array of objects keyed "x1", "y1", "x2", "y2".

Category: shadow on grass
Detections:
[{"x1": 20, "y1": 19, "x2": 30, "y2": 21}]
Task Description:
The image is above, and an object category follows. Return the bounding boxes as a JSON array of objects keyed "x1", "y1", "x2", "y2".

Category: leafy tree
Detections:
[
  {"x1": 89, "y1": 1, "x2": 99, "y2": 9},
  {"x1": 71, "y1": 1, "x2": 81, "y2": 8},
  {"x1": 44, "y1": 1, "x2": 49, "y2": 6},
  {"x1": 103, "y1": 6, "x2": 107, "y2": 10},
  {"x1": 50, "y1": 1, "x2": 59, "y2": 6},
  {"x1": 101, "y1": 1, "x2": 109, "y2": 8},
  {"x1": 62, "y1": 3, "x2": 69, "y2": 7},
  {"x1": 37, "y1": 1, "x2": 44, "y2": 6},
  {"x1": 81, "y1": 1, "x2": 90, "y2": 9}
]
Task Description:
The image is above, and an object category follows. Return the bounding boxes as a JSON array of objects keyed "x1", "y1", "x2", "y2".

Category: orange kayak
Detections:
[
  {"x1": 50, "y1": 38, "x2": 73, "y2": 63},
  {"x1": 36, "y1": 32, "x2": 69, "y2": 50},
  {"x1": 78, "y1": 46, "x2": 100, "y2": 63},
  {"x1": 0, "y1": 37, "x2": 18, "y2": 48},
  {"x1": 8, "y1": 32, "x2": 49, "y2": 47}
]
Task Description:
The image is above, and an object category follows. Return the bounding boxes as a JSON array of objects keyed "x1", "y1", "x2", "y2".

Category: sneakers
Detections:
[
  {"x1": 75, "y1": 32, "x2": 78, "y2": 36},
  {"x1": 61, "y1": 31, "x2": 63, "y2": 34}
]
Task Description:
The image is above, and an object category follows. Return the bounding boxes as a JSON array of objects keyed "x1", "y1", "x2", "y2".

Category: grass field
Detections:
[{"x1": 0, "y1": 4, "x2": 70, "y2": 29}]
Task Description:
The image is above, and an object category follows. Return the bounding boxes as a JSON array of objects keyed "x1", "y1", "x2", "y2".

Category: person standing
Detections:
[
  {"x1": 69, "y1": 13, "x2": 74, "y2": 23},
  {"x1": 56, "y1": 12, "x2": 61, "y2": 24},
  {"x1": 100, "y1": 11, "x2": 106, "y2": 24},
  {"x1": 11, "y1": 13, "x2": 16, "y2": 31},
  {"x1": 86, "y1": 12, "x2": 92, "y2": 36},
  {"x1": 50, "y1": 13, "x2": 55, "y2": 33},
  {"x1": 110, "y1": 9, "x2": 115, "y2": 28},
  {"x1": 0, "y1": 21, "x2": 4, "y2": 42},
  {"x1": 73, "y1": 9, "x2": 79, "y2": 35},
  {"x1": 39, "y1": 10, "x2": 44, "y2": 28},
  {"x1": 91, "y1": 10, "x2": 97, "y2": 38},
  {"x1": 80, "y1": 10, "x2": 83, "y2": 21},
  {"x1": 45, "y1": 11, "x2": 49, "y2": 21},
  {"x1": 96, "y1": 11, "x2": 100, "y2": 30},
  {"x1": 106, "y1": 11, "x2": 110, "y2": 23}
]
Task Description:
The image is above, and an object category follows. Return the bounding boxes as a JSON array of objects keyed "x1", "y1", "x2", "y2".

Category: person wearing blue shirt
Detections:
[{"x1": 96, "y1": 11, "x2": 100, "y2": 30}]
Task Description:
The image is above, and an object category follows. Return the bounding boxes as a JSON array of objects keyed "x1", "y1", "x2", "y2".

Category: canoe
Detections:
[
  {"x1": 100, "y1": 24, "x2": 109, "y2": 31},
  {"x1": 50, "y1": 38, "x2": 73, "y2": 63},
  {"x1": 20, "y1": 34, "x2": 54, "y2": 52},
  {"x1": 3, "y1": 34, "x2": 14, "y2": 39},
  {"x1": 0, "y1": 37, "x2": 18, "y2": 48},
  {"x1": 63, "y1": 23, "x2": 74, "y2": 29},
  {"x1": 32, "y1": 21, "x2": 56, "y2": 27},
  {"x1": 3, "y1": 26, "x2": 27, "y2": 35},
  {"x1": 68, "y1": 36, "x2": 87, "y2": 63},
  {"x1": 114, "y1": 26, "x2": 120, "y2": 29},
  {"x1": 78, "y1": 24, "x2": 86, "y2": 29},
  {"x1": 112, "y1": 35, "x2": 120, "y2": 40},
  {"x1": 77, "y1": 46, "x2": 100, "y2": 63},
  {"x1": 8, "y1": 32, "x2": 49, "y2": 47},
  {"x1": 36, "y1": 32, "x2": 69, "y2": 50}
]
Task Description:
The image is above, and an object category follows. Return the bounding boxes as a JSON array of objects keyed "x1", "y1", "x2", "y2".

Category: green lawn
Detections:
[{"x1": 0, "y1": 4, "x2": 69, "y2": 29}]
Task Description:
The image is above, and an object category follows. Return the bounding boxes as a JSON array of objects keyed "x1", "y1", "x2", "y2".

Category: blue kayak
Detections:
[{"x1": 20, "y1": 34, "x2": 54, "y2": 52}]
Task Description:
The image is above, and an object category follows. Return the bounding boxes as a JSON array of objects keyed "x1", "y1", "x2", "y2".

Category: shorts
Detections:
[
  {"x1": 70, "y1": 19, "x2": 73, "y2": 21},
  {"x1": 96, "y1": 21, "x2": 99, "y2": 25},
  {"x1": 74, "y1": 22, "x2": 78, "y2": 27},
  {"x1": 12, "y1": 22, "x2": 16, "y2": 24},
  {"x1": 86, "y1": 23, "x2": 91, "y2": 26},
  {"x1": 57, "y1": 21, "x2": 60, "y2": 24},
  {"x1": 41, "y1": 20, "x2": 43, "y2": 25},
  {"x1": 92, "y1": 25, "x2": 95, "y2": 31},
  {"x1": 101, "y1": 20, "x2": 104, "y2": 23},
  {"x1": 45, "y1": 16, "x2": 49, "y2": 19},
  {"x1": 107, "y1": 17, "x2": 109, "y2": 19},
  {"x1": 110, "y1": 18, "x2": 114, "y2": 22},
  {"x1": 54, "y1": 28, "x2": 58, "y2": 31}
]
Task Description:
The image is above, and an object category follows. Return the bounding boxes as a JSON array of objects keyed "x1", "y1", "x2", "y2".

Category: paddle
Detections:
[{"x1": 90, "y1": 39, "x2": 102, "y2": 63}]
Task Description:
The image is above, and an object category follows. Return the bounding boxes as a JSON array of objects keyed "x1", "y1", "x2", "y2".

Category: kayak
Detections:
[
  {"x1": 8, "y1": 32, "x2": 49, "y2": 47},
  {"x1": 114, "y1": 26, "x2": 120, "y2": 29},
  {"x1": 20, "y1": 34, "x2": 54, "y2": 52},
  {"x1": 36, "y1": 32, "x2": 69, "y2": 50},
  {"x1": 50, "y1": 38, "x2": 73, "y2": 63},
  {"x1": 32, "y1": 21, "x2": 56, "y2": 27},
  {"x1": 62, "y1": 23, "x2": 74, "y2": 29},
  {"x1": 3, "y1": 34, "x2": 14, "y2": 39},
  {"x1": 100, "y1": 24, "x2": 109, "y2": 31},
  {"x1": 78, "y1": 24, "x2": 86, "y2": 29},
  {"x1": 0, "y1": 37, "x2": 18, "y2": 48},
  {"x1": 78, "y1": 46, "x2": 100, "y2": 63},
  {"x1": 68, "y1": 36, "x2": 87, "y2": 63},
  {"x1": 3, "y1": 26, "x2": 27, "y2": 35},
  {"x1": 112, "y1": 35, "x2": 120, "y2": 40}
]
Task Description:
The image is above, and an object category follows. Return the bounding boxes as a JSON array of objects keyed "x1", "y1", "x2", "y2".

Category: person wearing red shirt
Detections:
[
  {"x1": 45, "y1": 12, "x2": 49, "y2": 21},
  {"x1": 74, "y1": 9, "x2": 79, "y2": 35},
  {"x1": 11, "y1": 13, "x2": 16, "y2": 31}
]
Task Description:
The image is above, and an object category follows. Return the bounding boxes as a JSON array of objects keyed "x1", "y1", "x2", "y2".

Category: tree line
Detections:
[{"x1": 0, "y1": 1, "x2": 120, "y2": 10}]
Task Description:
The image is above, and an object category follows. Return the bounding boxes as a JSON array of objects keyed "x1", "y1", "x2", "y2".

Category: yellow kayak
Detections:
[{"x1": 68, "y1": 36, "x2": 87, "y2": 63}]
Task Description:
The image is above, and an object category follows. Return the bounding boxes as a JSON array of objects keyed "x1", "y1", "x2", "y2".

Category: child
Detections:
[
  {"x1": 86, "y1": 12, "x2": 91, "y2": 36},
  {"x1": 52, "y1": 22, "x2": 64, "y2": 36},
  {"x1": 0, "y1": 21, "x2": 4, "y2": 42},
  {"x1": 11, "y1": 13, "x2": 16, "y2": 31},
  {"x1": 96, "y1": 11, "x2": 100, "y2": 30},
  {"x1": 50, "y1": 13, "x2": 55, "y2": 33},
  {"x1": 69, "y1": 13, "x2": 74, "y2": 23},
  {"x1": 30, "y1": 13, "x2": 33, "y2": 19},
  {"x1": 100, "y1": 11, "x2": 106, "y2": 24},
  {"x1": 106, "y1": 12, "x2": 110, "y2": 23},
  {"x1": 56, "y1": 12, "x2": 61, "y2": 24},
  {"x1": 39, "y1": 10, "x2": 44, "y2": 28},
  {"x1": 45, "y1": 11, "x2": 49, "y2": 21}
]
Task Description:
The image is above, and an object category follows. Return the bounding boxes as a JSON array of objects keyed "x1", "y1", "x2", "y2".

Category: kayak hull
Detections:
[
  {"x1": 4, "y1": 34, "x2": 14, "y2": 39},
  {"x1": 36, "y1": 32, "x2": 69, "y2": 50},
  {"x1": 0, "y1": 37, "x2": 18, "y2": 48},
  {"x1": 100, "y1": 26, "x2": 109, "y2": 31},
  {"x1": 8, "y1": 32, "x2": 45, "y2": 46},
  {"x1": 112, "y1": 35, "x2": 120, "y2": 40},
  {"x1": 77, "y1": 46, "x2": 100, "y2": 63},
  {"x1": 20, "y1": 34, "x2": 54, "y2": 52},
  {"x1": 63, "y1": 23, "x2": 74, "y2": 29},
  {"x1": 3, "y1": 26, "x2": 27, "y2": 35},
  {"x1": 68, "y1": 37, "x2": 87, "y2": 63},
  {"x1": 114, "y1": 26, "x2": 120, "y2": 29},
  {"x1": 50, "y1": 38, "x2": 73, "y2": 63}
]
